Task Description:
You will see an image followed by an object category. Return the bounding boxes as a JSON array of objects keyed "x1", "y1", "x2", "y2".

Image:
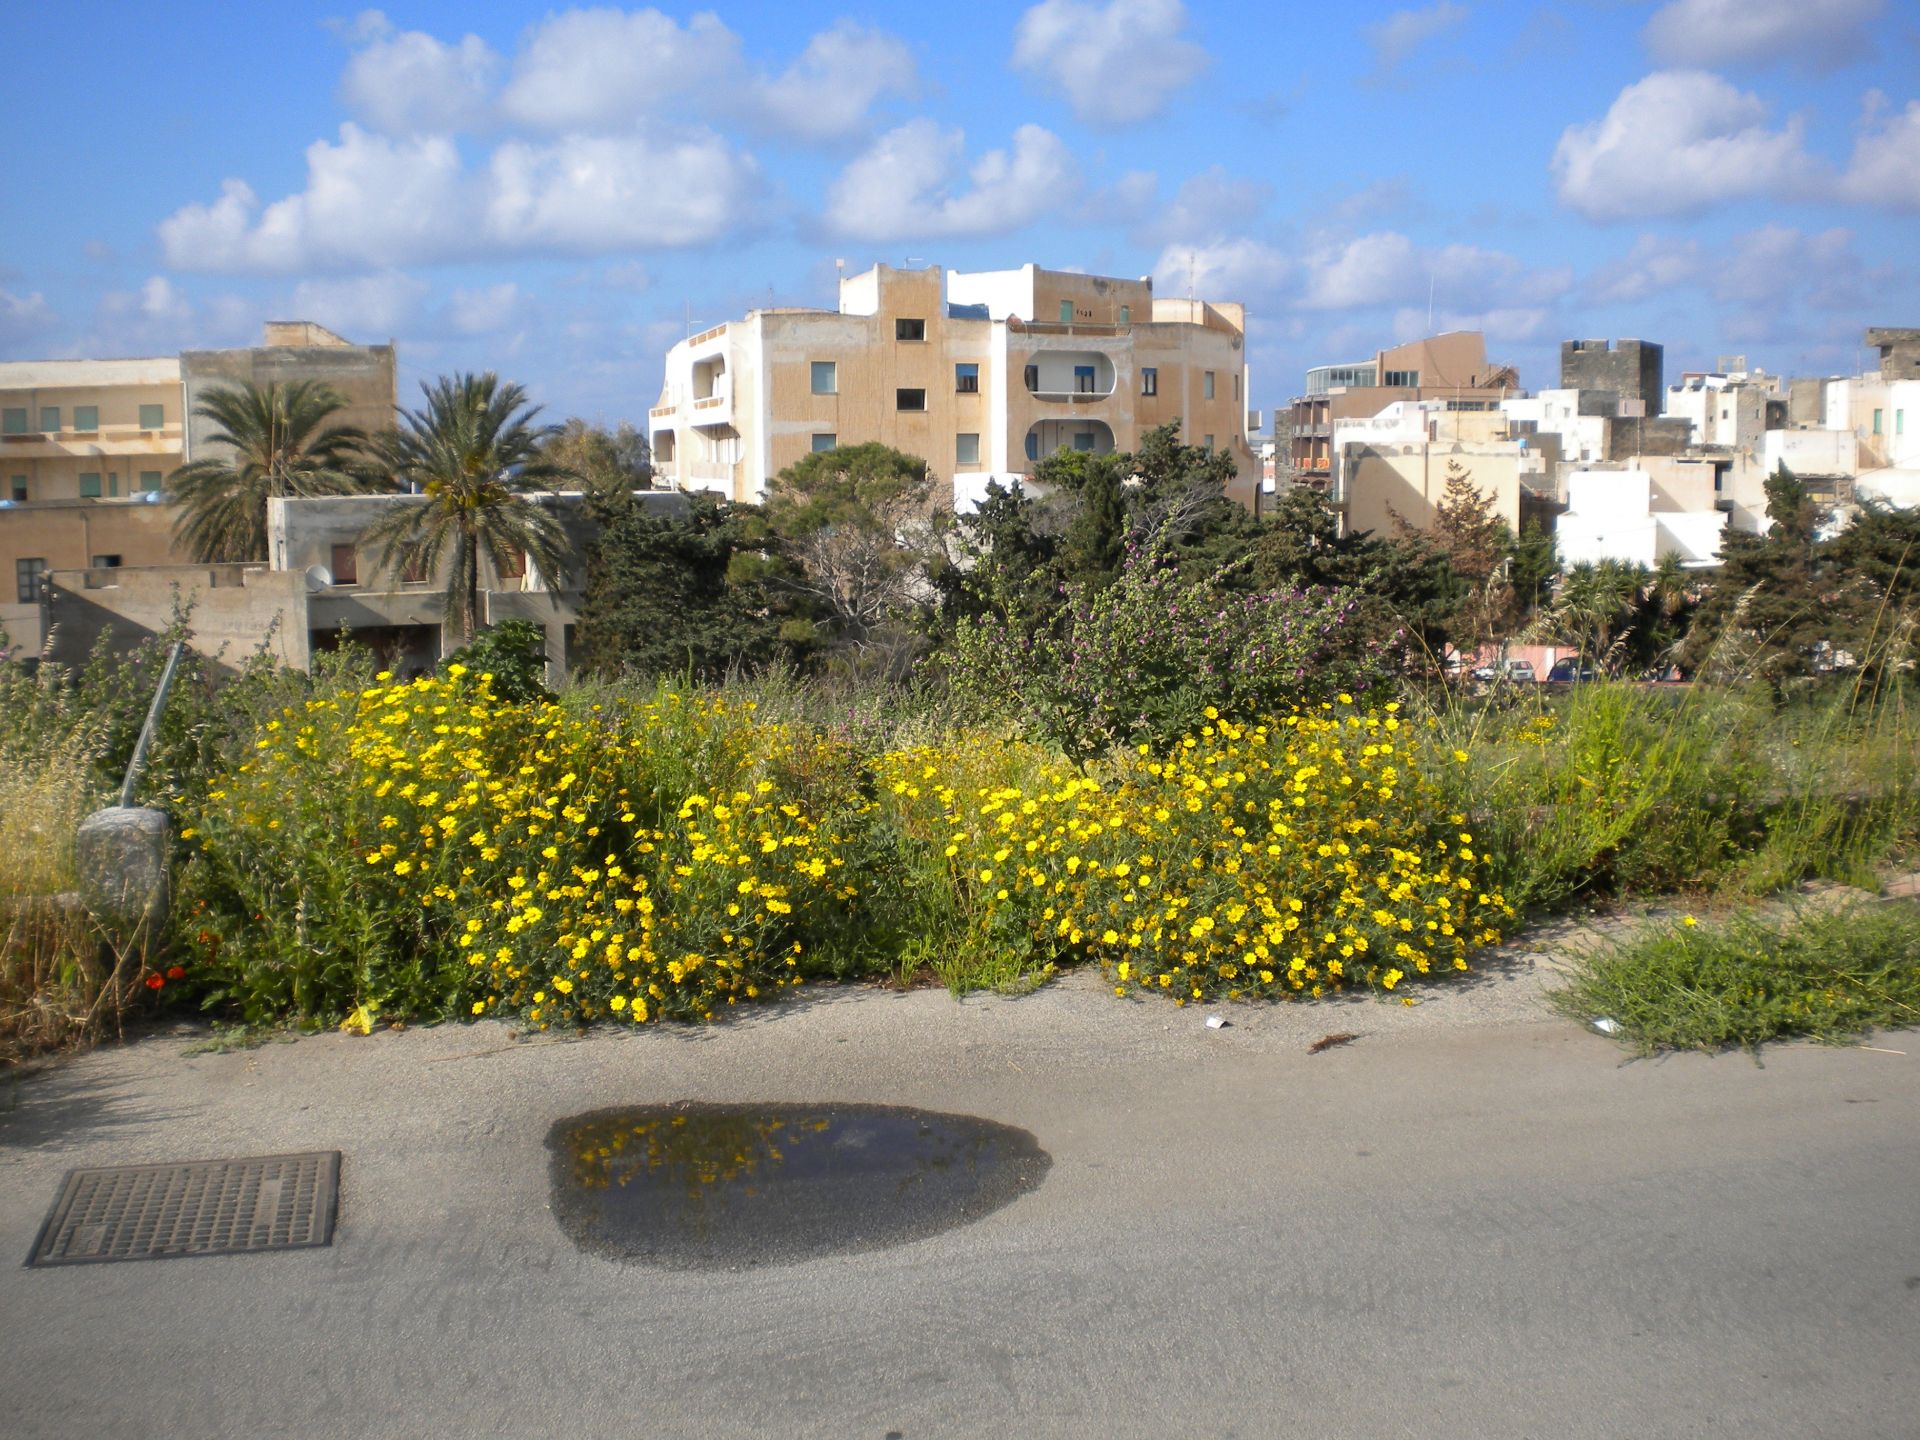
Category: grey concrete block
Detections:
[{"x1": 74, "y1": 806, "x2": 171, "y2": 930}]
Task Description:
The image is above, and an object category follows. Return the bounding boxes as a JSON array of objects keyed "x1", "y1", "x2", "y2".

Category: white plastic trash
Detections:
[
  {"x1": 1591, "y1": 1017, "x2": 1622, "y2": 1035},
  {"x1": 1205, "y1": 1015, "x2": 1229, "y2": 1030}
]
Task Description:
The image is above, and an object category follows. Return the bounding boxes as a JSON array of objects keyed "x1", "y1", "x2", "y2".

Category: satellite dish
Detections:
[{"x1": 304, "y1": 564, "x2": 334, "y2": 591}]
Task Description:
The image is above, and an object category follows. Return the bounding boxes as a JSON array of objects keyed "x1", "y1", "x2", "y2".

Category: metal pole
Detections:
[{"x1": 119, "y1": 639, "x2": 186, "y2": 808}]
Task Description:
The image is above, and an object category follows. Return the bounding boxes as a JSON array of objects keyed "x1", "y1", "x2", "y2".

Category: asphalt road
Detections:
[{"x1": 3, "y1": 964, "x2": 1917, "y2": 1440}]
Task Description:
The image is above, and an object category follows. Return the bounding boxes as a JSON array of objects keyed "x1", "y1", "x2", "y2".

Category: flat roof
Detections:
[{"x1": 0, "y1": 356, "x2": 180, "y2": 389}]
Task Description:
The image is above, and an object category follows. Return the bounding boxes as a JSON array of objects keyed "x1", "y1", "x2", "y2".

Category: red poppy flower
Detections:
[
  {"x1": 166, "y1": 965, "x2": 187, "y2": 980},
  {"x1": 145, "y1": 974, "x2": 165, "y2": 990}
]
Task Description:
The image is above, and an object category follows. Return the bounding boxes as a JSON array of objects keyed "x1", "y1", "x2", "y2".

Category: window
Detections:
[
  {"x1": 1233, "y1": 373, "x2": 1240, "y2": 402},
  {"x1": 137, "y1": 471, "x2": 162, "y2": 493},
  {"x1": 1874, "y1": 408, "x2": 1883, "y2": 435},
  {"x1": 17, "y1": 557, "x2": 47, "y2": 603},
  {"x1": 810, "y1": 361, "x2": 837, "y2": 395},
  {"x1": 1899, "y1": 410, "x2": 1907, "y2": 437},
  {"x1": 652, "y1": 430, "x2": 676, "y2": 463},
  {"x1": 896, "y1": 388, "x2": 927, "y2": 412},
  {"x1": 498, "y1": 546, "x2": 525, "y2": 581},
  {"x1": 1059, "y1": 300, "x2": 1073, "y2": 324},
  {"x1": 1, "y1": 408, "x2": 25, "y2": 434},
  {"x1": 1074, "y1": 365, "x2": 1096, "y2": 394},
  {"x1": 1072, "y1": 432, "x2": 1094, "y2": 452},
  {"x1": 139, "y1": 403, "x2": 164, "y2": 430},
  {"x1": 402, "y1": 549, "x2": 430, "y2": 584},
  {"x1": 955, "y1": 362, "x2": 979, "y2": 394},
  {"x1": 895, "y1": 318, "x2": 925, "y2": 342},
  {"x1": 956, "y1": 433, "x2": 980, "y2": 466},
  {"x1": 1203, "y1": 371, "x2": 1215, "y2": 400},
  {"x1": 79, "y1": 472, "x2": 102, "y2": 498},
  {"x1": 91, "y1": 554, "x2": 122, "y2": 570},
  {"x1": 1203, "y1": 435, "x2": 1215, "y2": 452},
  {"x1": 1025, "y1": 432, "x2": 1039, "y2": 461},
  {"x1": 73, "y1": 406, "x2": 98, "y2": 432},
  {"x1": 1119, "y1": 305, "x2": 1131, "y2": 326},
  {"x1": 330, "y1": 544, "x2": 358, "y2": 585},
  {"x1": 811, "y1": 433, "x2": 837, "y2": 452},
  {"x1": 107, "y1": 473, "x2": 120, "y2": 497},
  {"x1": 1024, "y1": 363, "x2": 1039, "y2": 393},
  {"x1": 1382, "y1": 369, "x2": 1420, "y2": 387},
  {"x1": 39, "y1": 407, "x2": 59, "y2": 432},
  {"x1": 1141, "y1": 367, "x2": 1158, "y2": 397},
  {"x1": 9, "y1": 476, "x2": 24, "y2": 502}
]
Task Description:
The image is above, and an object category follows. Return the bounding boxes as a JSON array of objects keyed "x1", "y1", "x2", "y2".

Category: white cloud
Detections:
[
  {"x1": 1301, "y1": 232, "x2": 1570, "y2": 312},
  {"x1": 158, "y1": 123, "x2": 758, "y2": 271},
  {"x1": 1715, "y1": 224, "x2": 1865, "y2": 307},
  {"x1": 139, "y1": 276, "x2": 192, "y2": 324},
  {"x1": 1550, "y1": 70, "x2": 1823, "y2": 220},
  {"x1": 1367, "y1": 3, "x2": 1469, "y2": 77},
  {"x1": 1643, "y1": 0, "x2": 1881, "y2": 70},
  {"x1": 1391, "y1": 305, "x2": 1552, "y2": 343},
  {"x1": 499, "y1": 8, "x2": 740, "y2": 132},
  {"x1": 1839, "y1": 98, "x2": 1920, "y2": 209},
  {"x1": 446, "y1": 282, "x2": 522, "y2": 335},
  {"x1": 0, "y1": 287, "x2": 57, "y2": 347},
  {"x1": 747, "y1": 21, "x2": 917, "y2": 144},
  {"x1": 1011, "y1": 0, "x2": 1207, "y2": 126},
  {"x1": 1585, "y1": 233, "x2": 1706, "y2": 304},
  {"x1": 340, "y1": 12, "x2": 500, "y2": 134},
  {"x1": 1150, "y1": 238, "x2": 1293, "y2": 305},
  {"x1": 1135, "y1": 167, "x2": 1272, "y2": 247},
  {"x1": 486, "y1": 130, "x2": 761, "y2": 251},
  {"x1": 823, "y1": 121, "x2": 1075, "y2": 241},
  {"x1": 288, "y1": 271, "x2": 430, "y2": 335}
]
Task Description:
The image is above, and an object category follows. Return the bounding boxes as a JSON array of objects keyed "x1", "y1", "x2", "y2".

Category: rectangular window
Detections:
[
  {"x1": 1141, "y1": 367, "x2": 1158, "y2": 397},
  {"x1": 811, "y1": 432, "x2": 837, "y2": 452},
  {"x1": 107, "y1": 473, "x2": 120, "y2": 497},
  {"x1": 896, "y1": 388, "x2": 927, "y2": 412},
  {"x1": 1233, "y1": 373, "x2": 1241, "y2": 402},
  {"x1": 74, "y1": 406, "x2": 98, "y2": 432},
  {"x1": 1072, "y1": 432, "x2": 1095, "y2": 452},
  {"x1": 1074, "y1": 365, "x2": 1096, "y2": 394},
  {"x1": 330, "y1": 544, "x2": 358, "y2": 586},
  {"x1": 498, "y1": 546, "x2": 525, "y2": 580},
  {"x1": 137, "y1": 471, "x2": 163, "y2": 493},
  {"x1": 1203, "y1": 434, "x2": 1215, "y2": 452},
  {"x1": 895, "y1": 318, "x2": 925, "y2": 342},
  {"x1": 17, "y1": 557, "x2": 47, "y2": 603},
  {"x1": 91, "y1": 554, "x2": 122, "y2": 570},
  {"x1": 1, "y1": 408, "x2": 25, "y2": 434},
  {"x1": 1024, "y1": 363, "x2": 1039, "y2": 393},
  {"x1": 402, "y1": 550, "x2": 430, "y2": 584},
  {"x1": 1899, "y1": 410, "x2": 1907, "y2": 436},
  {"x1": 39, "y1": 407, "x2": 59, "y2": 432},
  {"x1": 956, "y1": 433, "x2": 980, "y2": 466},
  {"x1": 1203, "y1": 371, "x2": 1216, "y2": 400},
  {"x1": 810, "y1": 361, "x2": 837, "y2": 395},
  {"x1": 9, "y1": 476, "x2": 25, "y2": 502},
  {"x1": 1873, "y1": 408, "x2": 1883, "y2": 435},
  {"x1": 1119, "y1": 305, "x2": 1131, "y2": 326},
  {"x1": 1059, "y1": 300, "x2": 1073, "y2": 324},
  {"x1": 79, "y1": 472, "x2": 102, "y2": 498},
  {"x1": 139, "y1": 403, "x2": 164, "y2": 430},
  {"x1": 955, "y1": 363, "x2": 979, "y2": 394}
]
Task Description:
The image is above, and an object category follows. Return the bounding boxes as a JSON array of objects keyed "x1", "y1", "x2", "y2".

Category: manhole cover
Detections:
[
  {"x1": 26, "y1": 1152, "x2": 339, "y2": 1267},
  {"x1": 548, "y1": 1103, "x2": 1049, "y2": 1268}
]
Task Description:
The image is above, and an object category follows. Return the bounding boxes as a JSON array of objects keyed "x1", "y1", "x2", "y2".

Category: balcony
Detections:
[
  {"x1": 1021, "y1": 349, "x2": 1117, "y2": 403},
  {"x1": 0, "y1": 421, "x2": 183, "y2": 459},
  {"x1": 1024, "y1": 420, "x2": 1115, "y2": 461},
  {"x1": 649, "y1": 404, "x2": 676, "y2": 420}
]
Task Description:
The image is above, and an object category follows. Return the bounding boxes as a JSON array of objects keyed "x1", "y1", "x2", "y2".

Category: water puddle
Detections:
[{"x1": 546, "y1": 1102, "x2": 1050, "y2": 1268}]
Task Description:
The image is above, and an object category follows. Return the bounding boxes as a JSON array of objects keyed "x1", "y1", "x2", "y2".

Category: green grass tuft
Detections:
[{"x1": 1550, "y1": 901, "x2": 1920, "y2": 1054}]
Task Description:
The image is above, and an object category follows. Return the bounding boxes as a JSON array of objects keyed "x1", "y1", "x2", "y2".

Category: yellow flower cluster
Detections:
[
  {"x1": 874, "y1": 699, "x2": 1512, "y2": 1002},
  {"x1": 185, "y1": 669, "x2": 858, "y2": 1025}
]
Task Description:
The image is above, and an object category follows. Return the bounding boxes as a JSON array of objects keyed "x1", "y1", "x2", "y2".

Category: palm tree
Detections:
[
  {"x1": 363, "y1": 373, "x2": 578, "y2": 643},
  {"x1": 166, "y1": 380, "x2": 374, "y2": 562}
]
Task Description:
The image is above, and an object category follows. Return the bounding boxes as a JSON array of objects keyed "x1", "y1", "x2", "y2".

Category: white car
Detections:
[{"x1": 1501, "y1": 660, "x2": 1537, "y2": 683}]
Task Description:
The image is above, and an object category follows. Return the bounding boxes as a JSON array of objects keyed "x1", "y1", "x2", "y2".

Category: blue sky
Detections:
[{"x1": 1, "y1": 0, "x2": 1915, "y2": 425}]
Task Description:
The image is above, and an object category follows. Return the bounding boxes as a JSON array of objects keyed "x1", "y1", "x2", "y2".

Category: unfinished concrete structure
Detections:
[
  {"x1": 1560, "y1": 339, "x2": 1664, "y2": 412},
  {"x1": 1866, "y1": 328, "x2": 1920, "y2": 383}
]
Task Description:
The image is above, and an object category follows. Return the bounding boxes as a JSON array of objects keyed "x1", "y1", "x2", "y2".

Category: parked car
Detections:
[
  {"x1": 1501, "y1": 659, "x2": 1537, "y2": 684},
  {"x1": 1545, "y1": 659, "x2": 1597, "y2": 687}
]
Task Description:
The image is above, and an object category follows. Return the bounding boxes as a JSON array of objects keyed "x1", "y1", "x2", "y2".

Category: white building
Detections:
[{"x1": 1557, "y1": 467, "x2": 1725, "y2": 569}]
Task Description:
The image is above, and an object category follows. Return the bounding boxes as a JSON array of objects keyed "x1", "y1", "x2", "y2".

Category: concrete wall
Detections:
[
  {"x1": 1559, "y1": 468, "x2": 1724, "y2": 568},
  {"x1": 1560, "y1": 339, "x2": 1664, "y2": 408},
  {"x1": 1, "y1": 499, "x2": 181, "y2": 651},
  {"x1": 42, "y1": 563, "x2": 306, "y2": 674},
  {"x1": 1867, "y1": 328, "x2": 1920, "y2": 383},
  {"x1": 1340, "y1": 444, "x2": 1525, "y2": 537},
  {"x1": 1763, "y1": 428, "x2": 1858, "y2": 478},
  {"x1": 181, "y1": 327, "x2": 396, "y2": 462}
]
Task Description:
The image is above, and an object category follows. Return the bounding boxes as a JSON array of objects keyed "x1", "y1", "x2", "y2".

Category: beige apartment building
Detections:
[
  {"x1": 1286, "y1": 331, "x2": 1519, "y2": 482},
  {"x1": 1, "y1": 323, "x2": 395, "y2": 651},
  {"x1": 648, "y1": 263, "x2": 1258, "y2": 511}
]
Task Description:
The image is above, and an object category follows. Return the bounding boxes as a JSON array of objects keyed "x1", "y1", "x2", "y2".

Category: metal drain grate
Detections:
[{"x1": 26, "y1": 1151, "x2": 339, "y2": 1267}]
